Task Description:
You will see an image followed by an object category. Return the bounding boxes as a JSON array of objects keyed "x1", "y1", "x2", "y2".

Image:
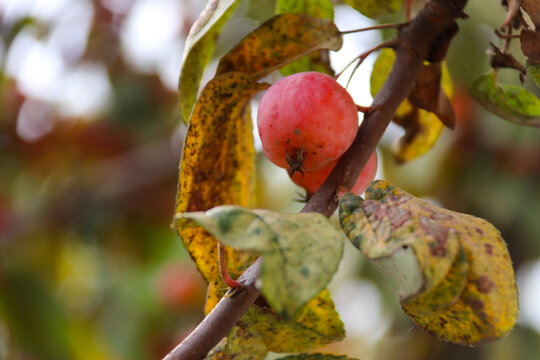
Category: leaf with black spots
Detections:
[
  {"x1": 175, "y1": 72, "x2": 267, "y2": 304},
  {"x1": 216, "y1": 13, "x2": 342, "y2": 78},
  {"x1": 339, "y1": 180, "x2": 518, "y2": 345}
]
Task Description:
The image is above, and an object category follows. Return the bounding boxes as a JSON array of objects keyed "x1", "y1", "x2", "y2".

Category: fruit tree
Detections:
[{"x1": 166, "y1": 0, "x2": 540, "y2": 359}]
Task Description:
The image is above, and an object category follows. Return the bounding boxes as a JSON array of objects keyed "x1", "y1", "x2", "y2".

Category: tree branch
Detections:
[{"x1": 164, "y1": 1, "x2": 468, "y2": 358}]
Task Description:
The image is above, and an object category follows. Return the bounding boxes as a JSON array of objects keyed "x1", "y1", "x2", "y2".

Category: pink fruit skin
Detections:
[
  {"x1": 291, "y1": 151, "x2": 378, "y2": 195},
  {"x1": 257, "y1": 72, "x2": 359, "y2": 172}
]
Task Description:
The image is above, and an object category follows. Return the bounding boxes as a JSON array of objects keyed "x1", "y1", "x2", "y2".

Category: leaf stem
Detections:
[{"x1": 219, "y1": 242, "x2": 241, "y2": 288}]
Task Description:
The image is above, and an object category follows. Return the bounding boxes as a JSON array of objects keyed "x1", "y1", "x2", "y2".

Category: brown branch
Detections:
[
  {"x1": 163, "y1": 0, "x2": 468, "y2": 358},
  {"x1": 163, "y1": 258, "x2": 262, "y2": 360}
]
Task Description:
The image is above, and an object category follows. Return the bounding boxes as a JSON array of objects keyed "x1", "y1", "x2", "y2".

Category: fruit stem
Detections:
[{"x1": 340, "y1": 22, "x2": 407, "y2": 35}]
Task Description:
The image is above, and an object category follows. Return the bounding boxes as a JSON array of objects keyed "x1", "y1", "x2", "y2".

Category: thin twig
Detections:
[
  {"x1": 340, "y1": 22, "x2": 407, "y2": 34},
  {"x1": 335, "y1": 38, "x2": 398, "y2": 81}
]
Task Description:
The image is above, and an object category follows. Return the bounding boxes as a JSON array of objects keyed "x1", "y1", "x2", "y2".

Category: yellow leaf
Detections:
[
  {"x1": 207, "y1": 315, "x2": 268, "y2": 360},
  {"x1": 175, "y1": 72, "x2": 268, "y2": 296},
  {"x1": 394, "y1": 109, "x2": 445, "y2": 163},
  {"x1": 216, "y1": 13, "x2": 342, "y2": 78},
  {"x1": 249, "y1": 289, "x2": 344, "y2": 353},
  {"x1": 370, "y1": 49, "x2": 413, "y2": 118},
  {"x1": 339, "y1": 180, "x2": 518, "y2": 345}
]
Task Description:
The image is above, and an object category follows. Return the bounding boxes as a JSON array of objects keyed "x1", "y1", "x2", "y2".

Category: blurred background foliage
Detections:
[{"x1": 0, "y1": 0, "x2": 539, "y2": 359}]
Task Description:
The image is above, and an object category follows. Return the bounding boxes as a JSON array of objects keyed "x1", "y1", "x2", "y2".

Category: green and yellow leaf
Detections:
[
  {"x1": 249, "y1": 289, "x2": 344, "y2": 353},
  {"x1": 278, "y1": 355, "x2": 357, "y2": 360},
  {"x1": 177, "y1": 206, "x2": 345, "y2": 320},
  {"x1": 174, "y1": 72, "x2": 267, "y2": 305},
  {"x1": 338, "y1": 180, "x2": 518, "y2": 345},
  {"x1": 276, "y1": 0, "x2": 335, "y2": 76},
  {"x1": 179, "y1": 0, "x2": 240, "y2": 123},
  {"x1": 343, "y1": 0, "x2": 401, "y2": 20},
  {"x1": 206, "y1": 315, "x2": 268, "y2": 360},
  {"x1": 526, "y1": 59, "x2": 540, "y2": 88},
  {"x1": 470, "y1": 73, "x2": 540, "y2": 127},
  {"x1": 216, "y1": 13, "x2": 342, "y2": 78}
]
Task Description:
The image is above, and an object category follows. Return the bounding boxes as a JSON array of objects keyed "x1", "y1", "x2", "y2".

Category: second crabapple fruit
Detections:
[
  {"x1": 257, "y1": 71, "x2": 359, "y2": 174},
  {"x1": 291, "y1": 152, "x2": 378, "y2": 195}
]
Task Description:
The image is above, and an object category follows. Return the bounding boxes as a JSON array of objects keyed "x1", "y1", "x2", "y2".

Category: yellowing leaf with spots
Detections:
[
  {"x1": 344, "y1": 0, "x2": 400, "y2": 19},
  {"x1": 209, "y1": 290, "x2": 344, "y2": 356},
  {"x1": 276, "y1": 0, "x2": 335, "y2": 76},
  {"x1": 175, "y1": 72, "x2": 268, "y2": 301},
  {"x1": 178, "y1": 0, "x2": 240, "y2": 123},
  {"x1": 247, "y1": 289, "x2": 344, "y2": 353},
  {"x1": 205, "y1": 314, "x2": 268, "y2": 360},
  {"x1": 278, "y1": 355, "x2": 358, "y2": 360},
  {"x1": 339, "y1": 180, "x2": 518, "y2": 345},
  {"x1": 177, "y1": 206, "x2": 345, "y2": 320},
  {"x1": 371, "y1": 48, "x2": 454, "y2": 162},
  {"x1": 216, "y1": 13, "x2": 342, "y2": 78}
]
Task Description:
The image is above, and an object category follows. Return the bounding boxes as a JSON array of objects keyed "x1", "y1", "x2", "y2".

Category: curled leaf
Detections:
[
  {"x1": 470, "y1": 73, "x2": 540, "y2": 127},
  {"x1": 216, "y1": 13, "x2": 342, "y2": 78},
  {"x1": 178, "y1": 0, "x2": 240, "y2": 123},
  {"x1": 178, "y1": 206, "x2": 345, "y2": 320},
  {"x1": 522, "y1": 0, "x2": 540, "y2": 28},
  {"x1": 408, "y1": 62, "x2": 455, "y2": 130},
  {"x1": 371, "y1": 48, "x2": 454, "y2": 162},
  {"x1": 520, "y1": 29, "x2": 540, "y2": 63},
  {"x1": 175, "y1": 72, "x2": 267, "y2": 292},
  {"x1": 339, "y1": 180, "x2": 518, "y2": 345}
]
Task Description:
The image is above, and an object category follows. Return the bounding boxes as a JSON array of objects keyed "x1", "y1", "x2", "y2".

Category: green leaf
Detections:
[
  {"x1": 278, "y1": 354, "x2": 357, "y2": 359},
  {"x1": 175, "y1": 72, "x2": 267, "y2": 291},
  {"x1": 343, "y1": 0, "x2": 401, "y2": 19},
  {"x1": 216, "y1": 13, "x2": 342, "y2": 78},
  {"x1": 470, "y1": 73, "x2": 540, "y2": 127},
  {"x1": 276, "y1": 0, "x2": 335, "y2": 76},
  {"x1": 177, "y1": 206, "x2": 345, "y2": 320},
  {"x1": 339, "y1": 180, "x2": 518, "y2": 345},
  {"x1": 178, "y1": 0, "x2": 240, "y2": 123},
  {"x1": 526, "y1": 59, "x2": 540, "y2": 88}
]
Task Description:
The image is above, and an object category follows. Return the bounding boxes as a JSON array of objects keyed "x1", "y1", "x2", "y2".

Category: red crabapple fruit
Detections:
[
  {"x1": 257, "y1": 72, "x2": 359, "y2": 175},
  {"x1": 291, "y1": 151, "x2": 378, "y2": 195}
]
